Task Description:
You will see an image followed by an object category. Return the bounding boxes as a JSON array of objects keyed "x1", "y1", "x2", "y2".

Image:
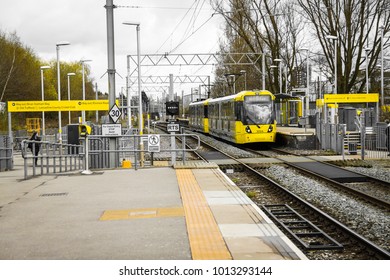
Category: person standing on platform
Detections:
[
  {"x1": 385, "y1": 120, "x2": 390, "y2": 156},
  {"x1": 28, "y1": 131, "x2": 41, "y2": 165}
]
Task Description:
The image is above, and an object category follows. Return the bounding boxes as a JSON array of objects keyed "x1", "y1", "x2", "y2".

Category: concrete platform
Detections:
[
  {"x1": 0, "y1": 155, "x2": 307, "y2": 260},
  {"x1": 276, "y1": 126, "x2": 317, "y2": 149}
]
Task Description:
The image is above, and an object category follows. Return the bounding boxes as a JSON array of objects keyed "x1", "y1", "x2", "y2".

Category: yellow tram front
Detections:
[
  {"x1": 234, "y1": 91, "x2": 276, "y2": 144},
  {"x1": 207, "y1": 90, "x2": 277, "y2": 144}
]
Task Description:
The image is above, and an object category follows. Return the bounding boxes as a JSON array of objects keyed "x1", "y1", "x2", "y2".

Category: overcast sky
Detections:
[{"x1": 0, "y1": 0, "x2": 224, "y2": 96}]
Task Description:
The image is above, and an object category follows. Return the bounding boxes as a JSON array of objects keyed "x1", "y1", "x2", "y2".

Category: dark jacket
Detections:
[{"x1": 28, "y1": 132, "x2": 41, "y2": 152}]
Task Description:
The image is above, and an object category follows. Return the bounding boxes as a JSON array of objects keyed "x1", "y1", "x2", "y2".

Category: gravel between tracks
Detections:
[
  {"x1": 259, "y1": 164, "x2": 390, "y2": 252},
  {"x1": 192, "y1": 131, "x2": 390, "y2": 255}
]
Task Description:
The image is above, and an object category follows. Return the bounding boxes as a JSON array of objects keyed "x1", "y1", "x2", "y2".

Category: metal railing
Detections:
[
  {"x1": 21, "y1": 139, "x2": 83, "y2": 180},
  {"x1": 20, "y1": 133, "x2": 200, "y2": 179},
  {"x1": 0, "y1": 135, "x2": 13, "y2": 171},
  {"x1": 85, "y1": 133, "x2": 200, "y2": 170},
  {"x1": 317, "y1": 120, "x2": 389, "y2": 159}
]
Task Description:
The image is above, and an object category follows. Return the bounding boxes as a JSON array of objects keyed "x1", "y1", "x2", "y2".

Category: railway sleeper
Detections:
[{"x1": 262, "y1": 204, "x2": 344, "y2": 251}]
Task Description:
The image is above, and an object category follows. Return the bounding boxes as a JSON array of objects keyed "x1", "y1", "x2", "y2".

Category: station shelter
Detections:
[{"x1": 274, "y1": 94, "x2": 303, "y2": 126}]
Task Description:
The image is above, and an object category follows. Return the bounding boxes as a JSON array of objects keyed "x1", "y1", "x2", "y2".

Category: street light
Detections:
[
  {"x1": 40, "y1": 65, "x2": 50, "y2": 138},
  {"x1": 300, "y1": 48, "x2": 310, "y2": 118},
  {"x1": 81, "y1": 59, "x2": 92, "y2": 124},
  {"x1": 274, "y1": 58, "x2": 282, "y2": 94},
  {"x1": 326, "y1": 35, "x2": 338, "y2": 94},
  {"x1": 364, "y1": 48, "x2": 371, "y2": 94},
  {"x1": 67, "y1": 73, "x2": 76, "y2": 124},
  {"x1": 240, "y1": 70, "x2": 247, "y2": 90},
  {"x1": 56, "y1": 41, "x2": 70, "y2": 144},
  {"x1": 123, "y1": 21, "x2": 142, "y2": 135}
]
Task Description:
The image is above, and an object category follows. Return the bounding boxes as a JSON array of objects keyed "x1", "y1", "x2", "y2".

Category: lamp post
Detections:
[
  {"x1": 56, "y1": 41, "x2": 70, "y2": 144},
  {"x1": 123, "y1": 21, "x2": 142, "y2": 135},
  {"x1": 40, "y1": 65, "x2": 50, "y2": 138},
  {"x1": 326, "y1": 35, "x2": 338, "y2": 94},
  {"x1": 300, "y1": 48, "x2": 310, "y2": 118},
  {"x1": 270, "y1": 65, "x2": 278, "y2": 93},
  {"x1": 274, "y1": 58, "x2": 282, "y2": 94},
  {"x1": 364, "y1": 48, "x2": 370, "y2": 94},
  {"x1": 67, "y1": 73, "x2": 76, "y2": 124},
  {"x1": 240, "y1": 70, "x2": 247, "y2": 90},
  {"x1": 81, "y1": 59, "x2": 92, "y2": 124}
]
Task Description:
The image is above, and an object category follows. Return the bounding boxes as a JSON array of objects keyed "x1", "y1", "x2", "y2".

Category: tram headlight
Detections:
[
  {"x1": 267, "y1": 125, "x2": 273, "y2": 132},
  {"x1": 245, "y1": 126, "x2": 252, "y2": 133}
]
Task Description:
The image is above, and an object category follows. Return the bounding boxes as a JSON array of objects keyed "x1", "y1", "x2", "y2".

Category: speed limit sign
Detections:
[{"x1": 109, "y1": 104, "x2": 122, "y2": 123}]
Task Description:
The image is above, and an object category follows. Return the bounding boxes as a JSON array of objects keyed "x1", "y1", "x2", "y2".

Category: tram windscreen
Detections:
[{"x1": 243, "y1": 95, "x2": 273, "y2": 124}]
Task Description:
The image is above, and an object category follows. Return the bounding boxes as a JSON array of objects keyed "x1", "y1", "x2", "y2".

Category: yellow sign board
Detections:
[
  {"x1": 7, "y1": 100, "x2": 111, "y2": 112},
  {"x1": 324, "y1": 93, "x2": 379, "y2": 103}
]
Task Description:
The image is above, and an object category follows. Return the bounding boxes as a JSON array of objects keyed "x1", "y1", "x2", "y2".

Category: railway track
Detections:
[
  {"x1": 185, "y1": 136, "x2": 390, "y2": 260},
  {"x1": 247, "y1": 148, "x2": 390, "y2": 210}
]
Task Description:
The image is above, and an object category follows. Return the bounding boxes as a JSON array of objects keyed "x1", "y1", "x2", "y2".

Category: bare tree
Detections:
[
  {"x1": 210, "y1": 0, "x2": 306, "y2": 95},
  {"x1": 297, "y1": 0, "x2": 390, "y2": 94}
]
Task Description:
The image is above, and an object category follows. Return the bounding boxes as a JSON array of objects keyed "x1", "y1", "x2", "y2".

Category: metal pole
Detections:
[
  {"x1": 82, "y1": 62, "x2": 86, "y2": 123},
  {"x1": 365, "y1": 48, "x2": 369, "y2": 94},
  {"x1": 40, "y1": 68, "x2": 46, "y2": 137},
  {"x1": 127, "y1": 56, "x2": 132, "y2": 129},
  {"x1": 106, "y1": 0, "x2": 116, "y2": 112},
  {"x1": 8, "y1": 112, "x2": 12, "y2": 147},
  {"x1": 95, "y1": 83, "x2": 99, "y2": 123},
  {"x1": 285, "y1": 66, "x2": 287, "y2": 94},
  {"x1": 207, "y1": 75, "x2": 211, "y2": 98},
  {"x1": 334, "y1": 39, "x2": 337, "y2": 94},
  {"x1": 169, "y1": 74, "x2": 174, "y2": 101},
  {"x1": 56, "y1": 45, "x2": 62, "y2": 144},
  {"x1": 136, "y1": 25, "x2": 142, "y2": 135},
  {"x1": 380, "y1": 26, "x2": 384, "y2": 107},
  {"x1": 279, "y1": 62, "x2": 282, "y2": 94},
  {"x1": 105, "y1": 0, "x2": 117, "y2": 168},
  {"x1": 68, "y1": 75, "x2": 71, "y2": 124},
  {"x1": 182, "y1": 90, "x2": 184, "y2": 117},
  {"x1": 262, "y1": 54, "x2": 265, "y2": 90},
  {"x1": 135, "y1": 24, "x2": 144, "y2": 167},
  {"x1": 306, "y1": 49, "x2": 310, "y2": 118}
]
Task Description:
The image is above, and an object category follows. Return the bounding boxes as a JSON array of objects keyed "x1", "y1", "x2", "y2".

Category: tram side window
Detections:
[{"x1": 235, "y1": 102, "x2": 244, "y2": 122}]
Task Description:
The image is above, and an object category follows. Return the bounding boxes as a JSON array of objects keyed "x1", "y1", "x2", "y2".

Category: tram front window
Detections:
[{"x1": 243, "y1": 96, "x2": 273, "y2": 125}]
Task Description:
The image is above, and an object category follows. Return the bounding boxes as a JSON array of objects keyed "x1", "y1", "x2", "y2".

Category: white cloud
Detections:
[{"x1": 0, "y1": 0, "x2": 224, "y2": 95}]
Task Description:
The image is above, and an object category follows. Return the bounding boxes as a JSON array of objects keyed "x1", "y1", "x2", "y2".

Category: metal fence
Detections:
[
  {"x1": 21, "y1": 139, "x2": 83, "y2": 180},
  {"x1": 361, "y1": 124, "x2": 389, "y2": 159},
  {"x1": 0, "y1": 135, "x2": 13, "y2": 171},
  {"x1": 86, "y1": 133, "x2": 201, "y2": 170},
  {"x1": 316, "y1": 119, "x2": 389, "y2": 159},
  {"x1": 20, "y1": 132, "x2": 200, "y2": 179}
]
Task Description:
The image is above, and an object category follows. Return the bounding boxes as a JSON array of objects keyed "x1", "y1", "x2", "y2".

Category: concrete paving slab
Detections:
[{"x1": 0, "y1": 167, "x2": 191, "y2": 260}]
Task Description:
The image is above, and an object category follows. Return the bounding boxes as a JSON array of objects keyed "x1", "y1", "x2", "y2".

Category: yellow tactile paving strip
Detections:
[
  {"x1": 176, "y1": 169, "x2": 232, "y2": 260},
  {"x1": 100, "y1": 207, "x2": 184, "y2": 221}
]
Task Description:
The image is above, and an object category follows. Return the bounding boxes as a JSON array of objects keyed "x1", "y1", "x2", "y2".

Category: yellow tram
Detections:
[{"x1": 189, "y1": 90, "x2": 277, "y2": 144}]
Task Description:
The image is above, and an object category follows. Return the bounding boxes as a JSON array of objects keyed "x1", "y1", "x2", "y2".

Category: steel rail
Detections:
[{"x1": 196, "y1": 139, "x2": 390, "y2": 259}]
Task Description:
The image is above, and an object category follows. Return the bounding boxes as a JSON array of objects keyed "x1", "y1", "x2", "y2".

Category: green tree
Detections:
[{"x1": 0, "y1": 30, "x2": 99, "y2": 130}]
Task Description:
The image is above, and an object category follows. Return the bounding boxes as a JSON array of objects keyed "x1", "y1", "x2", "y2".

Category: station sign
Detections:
[
  {"x1": 148, "y1": 134, "x2": 160, "y2": 152},
  {"x1": 7, "y1": 100, "x2": 111, "y2": 112},
  {"x1": 167, "y1": 123, "x2": 180, "y2": 132},
  {"x1": 324, "y1": 93, "x2": 379, "y2": 104},
  {"x1": 102, "y1": 124, "x2": 122, "y2": 136}
]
